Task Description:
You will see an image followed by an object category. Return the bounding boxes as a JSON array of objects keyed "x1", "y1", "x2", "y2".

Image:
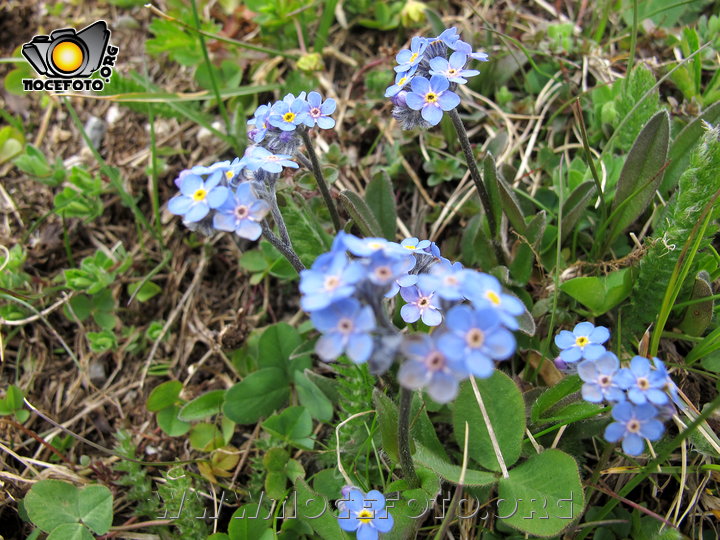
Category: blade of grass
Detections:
[
  {"x1": 189, "y1": 0, "x2": 234, "y2": 152},
  {"x1": 145, "y1": 4, "x2": 298, "y2": 58},
  {"x1": 649, "y1": 187, "x2": 720, "y2": 357}
]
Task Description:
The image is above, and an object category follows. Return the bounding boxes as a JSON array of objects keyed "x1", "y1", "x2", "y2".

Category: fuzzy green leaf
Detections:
[
  {"x1": 497, "y1": 449, "x2": 584, "y2": 537},
  {"x1": 339, "y1": 190, "x2": 383, "y2": 237},
  {"x1": 452, "y1": 373, "x2": 525, "y2": 471},
  {"x1": 607, "y1": 111, "x2": 669, "y2": 244},
  {"x1": 365, "y1": 172, "x2": 397, "y2": 240}
]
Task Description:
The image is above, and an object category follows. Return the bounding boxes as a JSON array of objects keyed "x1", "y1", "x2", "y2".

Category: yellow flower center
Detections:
[
  {"x1": 425, "y1": 92, "x2": 438, "y2": 103},
  {"x1": 409, "y1": 52, "x2": 418, "y2": 63},
  {"x1": 575, "y1": 336, "x2": 589, "y2": 347},
  {"x1": 637, "y1": 378, "x2": 650, "y2": 390},
  {"x1": 357, "y1": 509, "x2": 374, "y2": 524},
  {"x1": 398, "y1": 76, "x2": 408, "y2": 86},
  {"x1": 486, "y1": 291, "x2": 501, "y2": 306},
  {"x1": 404, "y1": 244, "x2": 416, "y2": 250},
  {"x1": 283, "y1": 111, "x2": 296, "y2": 122},
  {"x1": 448, "y1": 68, "x2": 457, "y2": 75},
  {"x1": 225, "y1": 170, "x2": 234, "y2": 180},
  {"x1": 192, "y1": 188, "x2": 207, "y2": 202},
  {"x1": 368, "y1": 242, "x2": 384, "y2": 250}
]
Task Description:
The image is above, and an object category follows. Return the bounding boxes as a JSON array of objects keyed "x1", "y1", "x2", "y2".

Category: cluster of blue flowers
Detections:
[
  {"x1": 300, "y1": 232, "x2": 524, "y2": 403},
  {"x1": 386, "y1": 27, "x2": 488, "y2": 129},
  {"x1": 167, "y1": 91, "x2": 336, "y2": 238},
  {"x1": 337, "y1": 487, "x2": 393, "y2": 539},
  {"x1": 555, "y1": 322, "x2": 680, "y2": 456}
]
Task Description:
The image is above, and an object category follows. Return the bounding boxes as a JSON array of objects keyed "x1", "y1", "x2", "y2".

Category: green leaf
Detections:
[
  {"x1": 258, "y1": 322, "x2": 300, "y2": 371},
  {"x1": 6, "y1": 384, "x2": 24, "y2": 410},
  {"x1": 559, "y1": 267, "x2": 634, "y2": 316},
  {"x1": 679, "y1": 271, "x2": 714, "y2": 336},
  {"x1": 292, "y1": 478, "x2": 350, "y2": 539},
  {"x1": 487, "y1": 156, "x2": 526, "y2": 234},
  {"x1": 238, "y1": 249, "x2": 268, "y2": 273},
  {"x1": 189, "y1": 423, "x2": 223, "y2": 451},
  {"x1": 452, "y1": 373, "x2": 525, "y2": 472},
  {"x1": 560, "y1": 181, "x2": 595, "y2": 242},
  {"x1": 373, "y1": 388, "x2": 448, "y2": 462},
  {"x1": 374, "y1": 389, "x2": 399, "y2": 460},
  {"x1": 262, "y1": 406, "x2": 314, "y2": 450},
  {"x1": 223, "y1": 368, "x2": 290, "y2": 424},
  {"x1": 497, "y1": 449, "x2": 584, "y2": 537},
  {"x1": 531, "y1": 375, "x2": 582, "y2": 423},
  {"x1": 607, "y1": 110, "x2": 670, "y2": 244},
  {"x1": 76, "y1": 485, "x2": 113, "y2": 534},
  {"x1": 25, "y1": 479, "x2": 79, "y2": 532},
  {"x1": 25, "y1": 480, "x2": 113, "y2": 536},
  {"x1": 365, "y1": 172, "x2": 397, "y2": 240},
  {"x1": 227, "y1": 504, "x2": 274, "y2": 540},
  {"x1": 178, "y1": 389, "x2": 226, "y2": 422},
  {"x1": 663, "y1": 101, "x2": 720, "y2": 193},
  {"x1": 294, "y1": 371, "x2": 333, "y2": 422},
  {"x1": 156, "y1": 405, "x2": 191, "y2": 437},
  {"x1": 127, "y1": 280, "x2": 162, "y2": 302},
  {"x1": 146, "y1": 380, "x2": 182, "y2": 412},
  {"x1": 339, "y1": 190, "x2": 383, "y2": 237},
  {"x1": 483, "y1": 153, "x2": 505, "y2": 236},
  {"x1": 413, "y1": 444, "x2": 497, "y2": 486},
  {"x1": 47, "y1": 523, "x2": 94, "y2": 540}
]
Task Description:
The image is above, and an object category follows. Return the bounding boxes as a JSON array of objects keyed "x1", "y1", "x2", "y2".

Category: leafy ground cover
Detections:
[{"x1": 1, "y1": 0, "x2": 720, "y2": 538}]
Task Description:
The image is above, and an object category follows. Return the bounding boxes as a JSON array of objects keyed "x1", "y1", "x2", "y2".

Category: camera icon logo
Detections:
[{"x1": 21, "y1": 20, "x2": 119, "y2": 92}]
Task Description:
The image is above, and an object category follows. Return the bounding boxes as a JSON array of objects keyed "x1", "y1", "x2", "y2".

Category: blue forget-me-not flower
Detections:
[
  {"x1": 337, "y1": 488, "x2": 394, "y2": 539},
  {"x1": 168, "y1": 171, "x2": 229, "y2": 223},
  {"x1": 400, "y1": 285, "x2": 443, "y2": 326},
  {"x1": 577, "y1": 352, "x2": 625, "y2": 403},
  {"x1": 615, "y1": 356, "x2": 669, "y2": 406},
  {"x1": 398, "y1": 334, "x2": 467, "y2": 403},
  {"x1": 300, "y1": 91, "x2": 337, "y2": 129},
  {"x1": 604, "y1": 402, "x2": 664, "y2": 456},
  {"x1": 438, "y1": 305, "x2": 516, "y2": 378},
  {"x1": 405, "y1": 75, "x2": 460, "y2": 126},
  {"x1": 311, "y1": 298, "x2": 376, "y2": 364},
  {"x1": 300, "y1": 251, "x2": 365, "y2": 312},
  {"x1": 554, "y1": 321, "x2": 610, "y2": 363},
  {"x1": 212, "y1": 183, "x2": 269, "y2": 241},
  {"x1": 429, "y1": 52, "x2": 479, "y2": 84}
]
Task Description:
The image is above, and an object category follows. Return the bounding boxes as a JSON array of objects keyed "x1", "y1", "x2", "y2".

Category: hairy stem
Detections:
[
  {"x1": 261, "y1": 221, "x2": 305, "y2": 273},
  {"x1": 300, "y1": 130, "x2": 342, "y2": 233},
  {"x1": 264, "y1": 179, "x2": 292, "y2": 246},
  {"x1": 448, "y1": 108, "x2": 504, "y2": 265},
  {"x1": 398, "y1": 386, "x2": 420, "y2": 489}
]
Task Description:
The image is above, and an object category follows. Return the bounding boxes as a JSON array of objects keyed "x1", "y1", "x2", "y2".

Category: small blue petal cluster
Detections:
[
  {"x1": 300, "y1": 233, "x2": 523, "y2": 403},
  {"x1": 168, "y1": 91, "x2": 336, "y2": 237},
  {"x1": 386, "y1": 27, "x2": 488, "y2": 129},
  {"x1": 337, "y1": 487, "x2": 394, "y2": 539},
  {"x1": 248, "y1": 91, "x2": 336, "y2": 153},
  {"x1": 555, "y1": 324, "x2": 681, "y2": 456}
]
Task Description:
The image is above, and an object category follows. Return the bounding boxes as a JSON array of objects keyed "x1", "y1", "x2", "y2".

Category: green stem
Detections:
[
  {"x1": 447, "y1": 109, "x2": 504, "y2": 265},
  {"x1": 398, "y1": 386, "x2": 420, "y2": 489},
  {"x1": 300, "y1": 130, "x2": 342, "y2": 233},
  {"x1": 190, "y1": 0, "x2": 234, "y2": 151}
]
